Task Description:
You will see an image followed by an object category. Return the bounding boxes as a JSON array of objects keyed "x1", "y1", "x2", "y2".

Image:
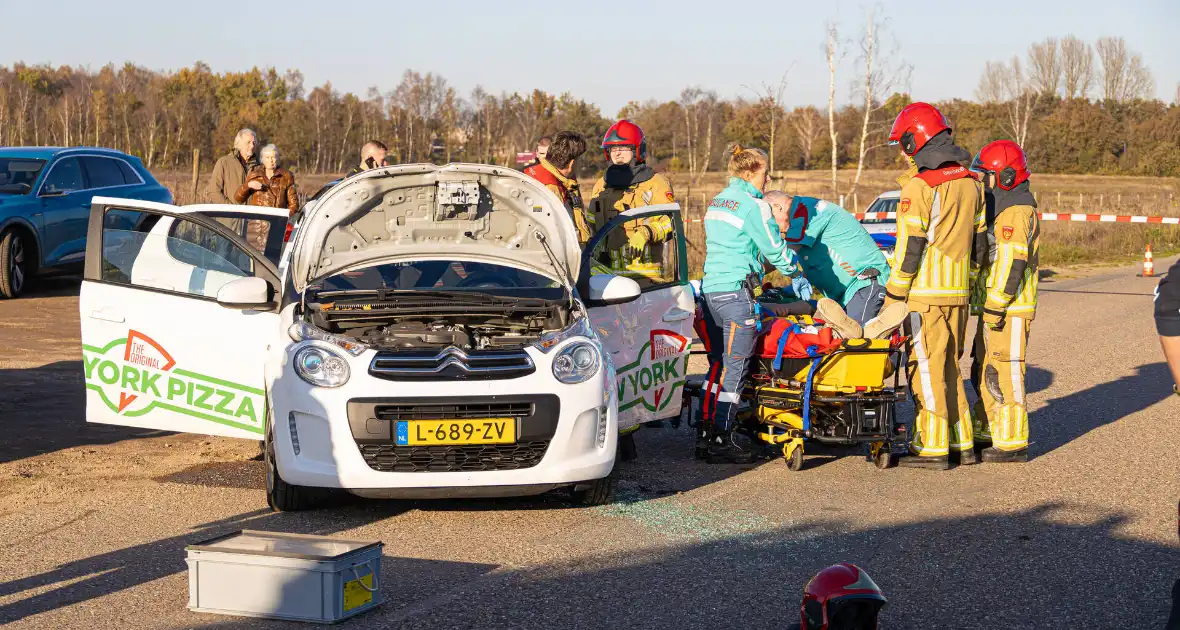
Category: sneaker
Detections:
[
  {"x1": 863, "y1": 302, "x2": 909, "y2": 339},
  {"x1": 898, "y1": 454, "x2": 950, "y2": 470},
  {"x1": 706, "y1": 432, "x2": 757, "y2": 464},
  {"x1": 981, "y1": 447, "x2": 1027, "y2": 463},
  {"x1": 816, "y1": 298, "x2": 863, "y2": 339}
]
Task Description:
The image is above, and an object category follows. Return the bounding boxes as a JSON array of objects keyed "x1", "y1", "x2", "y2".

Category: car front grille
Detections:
[
  {"x1": 373, "y1": 401, "x2": 534, "y2": 422},
  {"x1": 369, "y1": 347, "x2": 535, "y2": 380},
  {"x1": 357, "y1": 442, "x2": 550, "y2": 473},
  {"x1": 347, "y1": 395, "x2": 560, "y2": 473}
]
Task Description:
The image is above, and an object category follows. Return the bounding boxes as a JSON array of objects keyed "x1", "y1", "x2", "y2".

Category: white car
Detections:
[{"x1": 80, "y1": 164, "x2": 695, "y2": 510}]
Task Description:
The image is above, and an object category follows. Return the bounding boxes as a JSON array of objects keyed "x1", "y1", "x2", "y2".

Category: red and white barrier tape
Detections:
[{"x1": 685, "y1": 212, "x2": 1180, "y2": 224}]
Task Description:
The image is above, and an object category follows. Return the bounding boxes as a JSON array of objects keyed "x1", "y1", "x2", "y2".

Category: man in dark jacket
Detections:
[
  {"x1": 205, "y1": 129, "x2": 258, "y2": 204},
  {"x1": 346, "y1": 140, "x2": 389, "y2": 177}
]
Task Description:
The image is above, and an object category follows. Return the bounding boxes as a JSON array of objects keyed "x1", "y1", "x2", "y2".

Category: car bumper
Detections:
[{"x1": 269, "y1": 350, "x2": 617, "y2": 494}]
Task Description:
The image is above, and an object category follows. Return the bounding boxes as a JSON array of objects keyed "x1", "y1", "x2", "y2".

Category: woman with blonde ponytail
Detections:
[{"x1": 695, "y1": 143, "x2": 813, "y2": 463}]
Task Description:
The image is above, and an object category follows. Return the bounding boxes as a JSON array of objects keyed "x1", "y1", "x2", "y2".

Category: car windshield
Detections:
[
  {"x1": 0, "y1": 158, "x2": 47, "y2": 195},
  {"x1": 311, "y1": 260, "x2": 564, "y2": 299}
]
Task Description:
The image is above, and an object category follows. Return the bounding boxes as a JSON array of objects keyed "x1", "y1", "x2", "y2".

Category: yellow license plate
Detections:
[{"x1": 395, "y1": 418, "x2": 516, "y2": 445}]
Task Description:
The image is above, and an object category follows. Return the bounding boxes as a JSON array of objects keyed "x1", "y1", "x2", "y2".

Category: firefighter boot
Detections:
[
  {"x1": 981, "y1": 447, "x2": 1028, "y2": 463},
  {"x1": 898, "y1": 454, "x2": 950, "y2": 470}
]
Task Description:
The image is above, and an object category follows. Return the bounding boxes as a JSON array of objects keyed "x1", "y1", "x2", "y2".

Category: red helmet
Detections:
[
  {"x1": 888, "y1": 102, "x2": 950, "y2": 156},
  {"x1": 602, "y1": 119, "x2": 647, "y2": 162},
  {"x1": 800, "y1": 563, "x2": 887, "y2": 630},
  {"x1": 970, "y1": 139, "x2": 1031, "y2": 190}
]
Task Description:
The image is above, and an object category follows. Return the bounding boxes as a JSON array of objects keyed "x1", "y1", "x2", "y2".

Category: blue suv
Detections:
[{"x1": 0, "y1": 147, "x2": 173, "y2": 297}]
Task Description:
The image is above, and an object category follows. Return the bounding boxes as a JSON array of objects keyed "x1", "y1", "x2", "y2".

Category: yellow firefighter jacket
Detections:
[
  {"x1": 885, "y1": 165, "x2": 985, "y2": 306},
  {"x1": 971, "y1": 203, "x2": 1040, "y2": 320},
  {"x1": 585, "y1": 172, "x2": 676, "y2": 246}
]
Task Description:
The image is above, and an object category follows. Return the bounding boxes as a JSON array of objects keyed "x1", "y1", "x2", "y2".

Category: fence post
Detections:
[
  {"x1": 1118, "y1": 193, "x2": 1121, "y2": 205},
  {"x1": 1079, "y1": 192, "x2": 1083, "y2": 207},
  {"x1": 1100, "y1": 194, "x2": 1104, "y2": 208},
  {"x1": 701, "y1": 193, "x2": 706, "y2": 215},
  {"x1": 190, "y1": 148, "x2": 200, "y2": 199},
  {"x1": 839, "y1": 194, "x2": 845, "y2": 207},
  {"x1": 1057, "y1": 191, "x2": 1061, "y2": 207},
  {"x1": 852, "y1": 193, "x2": 858, "y2": 213}
]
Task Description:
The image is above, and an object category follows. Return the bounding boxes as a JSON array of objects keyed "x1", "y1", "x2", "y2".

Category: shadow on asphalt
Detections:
[
  {"x1": 0, "y1": 360, "x2": 165, "y2": 464},
  {"x1": 3, "y1": 502, "x2": 1175, "y2": 628},
  {"x1": 1026, "y1": 366, "x2": 1054, "y2": 395},
  {"x1": 21, "y1": 275, "x2": 82, "y2": 298},
  {"x1": 1034, "y1": 361, "x2": 1174, "y2": 458}
]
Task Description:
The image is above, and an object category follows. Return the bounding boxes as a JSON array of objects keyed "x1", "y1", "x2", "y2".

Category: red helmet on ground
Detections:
[
  {"x1": 970, "y1": 139, "x2": 1031, "y2": 190},
  {"x1": 602, "y1": 119, "x2": 647, "y2": 162},
  {"x1": 800, "y1": 563, "x2": 887, "y2": 630},
  {"x1": 888, "y1": 102, "x2": 950, "y2": 156}
]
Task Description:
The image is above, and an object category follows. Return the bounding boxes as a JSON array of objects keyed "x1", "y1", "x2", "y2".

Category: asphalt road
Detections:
[{"x1": 1, "y1": 263, "x2": 1177, "y2": 629}]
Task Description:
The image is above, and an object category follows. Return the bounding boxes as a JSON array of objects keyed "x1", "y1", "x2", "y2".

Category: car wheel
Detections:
[
  {"x1": 0, "y1": 230, "x2": 29, "y2": 299},
  {"x1": 265, "y1": 423, "x2": 322, "y2": 512},
  {"x1": 570, "y1": 472, "x2": 616, "y2": 506}
]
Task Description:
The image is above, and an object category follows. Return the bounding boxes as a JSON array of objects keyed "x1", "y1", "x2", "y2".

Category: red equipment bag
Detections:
[{"x1": 759, "y1": 318, "x2": 843, "y2": 360}]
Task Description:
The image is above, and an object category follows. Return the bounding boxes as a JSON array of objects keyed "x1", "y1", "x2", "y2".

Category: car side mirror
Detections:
[
  {"x1": 587, "y1": 274, "x2": 641, "y2": 306},
  {"x1": 217, "y1": 276, "x2": 272, "y2": 309}
]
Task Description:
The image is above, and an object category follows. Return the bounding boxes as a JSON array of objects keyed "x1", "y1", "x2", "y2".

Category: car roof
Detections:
[
  {"x1": 0, "y1": 146, "x2": 140, "y2": 161},
  {"x1": 874, "y1": 190, "x2": 900, "y2": 200}
]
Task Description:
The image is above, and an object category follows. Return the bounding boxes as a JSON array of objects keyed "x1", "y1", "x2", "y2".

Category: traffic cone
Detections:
[{"x1": 1138, "y1": 243, "x2": 1154, "y2": 277}]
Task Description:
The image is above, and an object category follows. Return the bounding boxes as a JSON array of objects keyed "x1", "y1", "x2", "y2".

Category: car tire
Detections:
[
  {"x1": 265, "y1": 424, "x2": 321, "y2": 512},
  {"x1": 0, "y1": 230, "x2": 30, "y2": 299},
  {"x1": 570, "y1": 472, "x2": 616, "y2": 506}
]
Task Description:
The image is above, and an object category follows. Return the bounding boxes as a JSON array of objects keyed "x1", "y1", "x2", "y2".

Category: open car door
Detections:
[
  {"x1": 579, "y1": 204, "x2": 694, "y2": 431},
  {"x1": 79, "y1": 197, "x2": 282, "y2": 439}
]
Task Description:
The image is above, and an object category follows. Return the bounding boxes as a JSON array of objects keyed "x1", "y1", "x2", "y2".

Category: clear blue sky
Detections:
[{"x1": 7, "y1": 0, "x2": 1178, "y2": 115}]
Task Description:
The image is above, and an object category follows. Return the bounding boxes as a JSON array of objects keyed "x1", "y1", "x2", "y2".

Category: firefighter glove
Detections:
[
  {"x1": 627, "y1": 228, "x2": 650, "y2": 252},
  {"x1": 983, "y1": 309, "x2": 1006, "y2": 331}
]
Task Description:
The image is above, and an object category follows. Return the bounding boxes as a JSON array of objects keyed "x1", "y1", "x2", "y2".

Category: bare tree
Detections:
[
  {"x1": 824, "y1": 21, "x2": 844, "y2": 197},
  {"x1": 679, "y1": 87, "x2": 719, "y2": 186},
  {"x1": 790, "y1": 106, "x2": 823, "y2": 169},
  {"x1": 1028, "y1": 37, "x2": 1062, "y2": 96},
  {"x1": 1096, "y1": 36, "x2": 1155, "y2": 102},
  {"x1": 1060, "y1": 36, "x2": 1094, "y2": 99},
  {"x1": 847, "y1": 7, "x2": 911, "y2": 197},
  {"x1": 978, "y1": 58, "x2": 1037, "y2": 147},
  {"x1": 976, "y1": 61, "x2": 1007, "y2": 104},
  {"x1": 742, "y1": 71, "x2": 789, "y2": 173},
  {"x1": 1174, "y1": 83, "x2": 1180, "y2": 106}
]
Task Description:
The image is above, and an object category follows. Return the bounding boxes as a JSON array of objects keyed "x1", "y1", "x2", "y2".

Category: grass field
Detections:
[{"x1": 155, "y1": 167, "x2": 1180, "y2": 273}]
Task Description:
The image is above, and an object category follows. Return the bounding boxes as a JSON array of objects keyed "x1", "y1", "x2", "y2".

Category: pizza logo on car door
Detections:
[
  {"x1": 82, "y1": 329, "x2": 265, "y2": 434},
  {"x1": 615, "y1": 329, "x2": 690, "y2": 413}
]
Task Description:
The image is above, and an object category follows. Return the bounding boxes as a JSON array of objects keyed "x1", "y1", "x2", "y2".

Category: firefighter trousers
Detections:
[
  {"x1": 970, "y1": 316, "x2": 1031, "y2": 452},
  {"x1": 903, "y1": 303, "x2": 973, "y2": 457}
]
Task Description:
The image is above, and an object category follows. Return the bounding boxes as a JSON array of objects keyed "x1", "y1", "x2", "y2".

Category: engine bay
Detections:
[{"x1": 304, "y1": 290, "x2": 571, "y2": 351}]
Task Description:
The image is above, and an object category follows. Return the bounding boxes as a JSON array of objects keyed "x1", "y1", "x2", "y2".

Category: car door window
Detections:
[
  {"x1": 201, "y1": 213, "x2": 286, "y2": 265},
  {"x1": 82, "y1": 156, "x2": 129, "y2": 189},
  {"x1": 115, "y1": 159, "x2": 142, "y2": 184},
  {"x1": 42, "y1": 158, "x2": 84, "y2": 195},
  {"x1": 101, "y1": 208, "x2": 254, "y2": 299},
  {"x1": 587, "y1": 210, "x2": 681, "y2": 290}
]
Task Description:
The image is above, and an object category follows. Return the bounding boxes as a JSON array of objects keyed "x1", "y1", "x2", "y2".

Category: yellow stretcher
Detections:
[{"x1": 684, "y1": 314, "x2": 908, "y2": 471}]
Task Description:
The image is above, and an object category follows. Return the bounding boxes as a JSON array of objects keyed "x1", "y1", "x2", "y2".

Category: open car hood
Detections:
[{"x1": 291, "y1": 163, "x2": 581, "y2": 293}]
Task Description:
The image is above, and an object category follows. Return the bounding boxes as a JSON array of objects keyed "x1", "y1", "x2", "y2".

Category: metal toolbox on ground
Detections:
[{"x1": 185, "y1": 530, "x2": 384, "y2": 624}]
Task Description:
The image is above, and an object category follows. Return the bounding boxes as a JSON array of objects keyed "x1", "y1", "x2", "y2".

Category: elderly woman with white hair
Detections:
[
  {"x1": 234, "y1": 144, "x2": 299, "y2": 215},
  {"x1": 205, "y1": 128, "x2": 259, "y2": 204}
]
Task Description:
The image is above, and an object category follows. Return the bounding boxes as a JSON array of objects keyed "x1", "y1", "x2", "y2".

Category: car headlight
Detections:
[
  {"x1": 293, "y1": 343, "x2": 351, "y2": 387},
  {"x1": 532, "y1": 317, "x2": 593, "y2": 353},
  {"x1": 552, "y1": 341, "x2": 600, "y2": 384},
  {"x1": 288, "y1": 320, "x2": 368, "y2": 356}
]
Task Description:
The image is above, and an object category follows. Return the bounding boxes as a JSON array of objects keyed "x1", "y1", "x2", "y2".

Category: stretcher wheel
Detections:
[
  {"x1": 874, "y1": 447, "x2": 893, "y2": 469},
  {"x1": 784, "y1": 444, "x2": 804, "y2": 471}
]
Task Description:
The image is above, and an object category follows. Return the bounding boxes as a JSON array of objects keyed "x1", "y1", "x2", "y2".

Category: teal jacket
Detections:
[
  {"x1": 783, "y1": 196, "x2": 891, "y2": 305},
  {"x1": 701, "y1": 178, "x2": 798, "y2": 294}
]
